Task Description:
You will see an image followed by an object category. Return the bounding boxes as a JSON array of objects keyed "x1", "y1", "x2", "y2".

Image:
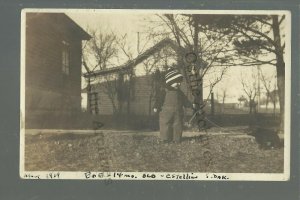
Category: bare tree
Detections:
[
  {"x1": 142, "y1": 53, "x2": 163, "y2": 116},
  {"x1": 150, "y1": 14, "x2": 236, "y2": 103},
  {"x1": 216, "y1": 86, "x2": 228, "y2": 114},
  {"x1": 82, "y1": 29, "x2": 121, "y2": 115},
  {"x1": 269, "y1": 89, "x2": 278, "y2": 116},
  {"x1": 229, "y1": 15, "x2": 286, "y2": 132},
  {"x1": 240, "y1": 70, "x2": 258, "y2": 114},
  {"x1": 114, "y1": 34, "x2": 137, "y2": 115},
  {"x1": 110, "y1": 14, "x2": 286, "y2": 126},
  {"x1": 238, "y1": 95, "x2": 247, "y2": 107},
  {"x1": 259, "y1": 68, "x2": 276, "y2": 111},
  {"x1": 142, "y1": 42, "x2": 178, "y2": 116},
  {"x1": 155, "y1": 14, "x2": 286, "y2": 131},
  {"x1": 142, "y1": 14, "x2": 236, "y2": 131}
]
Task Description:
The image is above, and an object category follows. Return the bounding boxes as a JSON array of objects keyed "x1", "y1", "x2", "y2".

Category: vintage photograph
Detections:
[{"x1": 20, "y1": 9, "x2": 291, "y2": 180}]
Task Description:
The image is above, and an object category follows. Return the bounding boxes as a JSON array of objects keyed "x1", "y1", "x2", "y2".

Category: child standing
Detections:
[{"x1": 153, "y1": 68, "x2": 193, "y2": 143}]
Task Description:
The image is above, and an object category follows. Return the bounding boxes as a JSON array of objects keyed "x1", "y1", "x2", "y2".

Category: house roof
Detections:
[
  {"x1": 26, "y1": 13, "x2": 91, "y2": 40},
  {"x1": 83, "y1": 38, "x2": 183, "y2": 78},
  {"x1": 81, "y1": 75, "x2": 152, "y2": 93}
]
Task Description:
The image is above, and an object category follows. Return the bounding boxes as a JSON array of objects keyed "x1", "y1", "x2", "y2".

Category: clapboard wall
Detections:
[
  {"x1": 93, "y1": 75, "x2": 194, "y2": 116},
  {"x1": 25, "y1": 13, "x2": 90, "y2": 128}
]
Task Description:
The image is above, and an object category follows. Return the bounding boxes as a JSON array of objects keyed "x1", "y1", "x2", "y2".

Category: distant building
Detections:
[
  {"x1": 223, "y1": 103, "x2": 239, "y2": 109},
  {"x1": 25, "y1": 13, "x2": 91, "y2": 128},
  {"x1": 85, "y1": 74, "x2": 193, "y2": 116},
  {"x1": 83, "y1": 39, "x2": 210, "y2": 117}
]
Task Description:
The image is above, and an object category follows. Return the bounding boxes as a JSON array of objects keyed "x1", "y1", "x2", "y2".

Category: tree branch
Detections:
[
  {"x1": 238, "y1": 24, "x2": 277, "y2": 47},
  {"x1": 279, "y1": 15, "x2": 285, "y2": 25}
]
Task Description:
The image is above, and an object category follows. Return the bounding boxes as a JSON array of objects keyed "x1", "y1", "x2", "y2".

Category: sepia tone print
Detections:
[{"x1": 20, "y1": 9, "x2": 291, "y2": 180}]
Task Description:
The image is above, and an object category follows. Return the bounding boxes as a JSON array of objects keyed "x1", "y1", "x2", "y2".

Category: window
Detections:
[{"x1": 62, "y1": 40, "x2": 70, "y2": 75}]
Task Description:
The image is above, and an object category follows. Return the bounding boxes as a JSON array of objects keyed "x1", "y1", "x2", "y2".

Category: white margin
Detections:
[
  {"x1": 283, "y1": 10, "x2": 291, "y2": 181},
  {"x1": 20, "y1": 9, "x2": 26, "y2": 178}
]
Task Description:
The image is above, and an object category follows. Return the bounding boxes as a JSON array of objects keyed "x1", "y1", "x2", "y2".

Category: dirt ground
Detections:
[{"x1": 24, "y1": 127, "x2": 284, "y2": 173}]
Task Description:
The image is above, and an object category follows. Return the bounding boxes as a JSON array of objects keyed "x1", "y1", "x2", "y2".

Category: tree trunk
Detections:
[
  {"x1": 265, "y1": 95, "x2": 269, "y2": 111},
  {"x1": 211, "y1": 92, "x2": 215, "y2": 115},
  {"x1": 86, "y1": 78, "x2": 92, "y2": 113},
  {"x1": 108, "y1": 93, "x2": 117, "y2": 115},
  {"x1": 127, "y1": 90, "x2": 130, "y2": 115},
  {"x1": 104, "y1": 78, "x2": 118, "y2": 115},
  {"x1": 273, "y1": 99, "x2": 276, "y2": 116},
  {"x1": 249, "y1": 98, "x2": 254, "y2": 114},
  {"x1": 148, "y1": 77, "x2": 154, "y2": 117},
  {"x1": 272, "y1": 15, "x2": 285, "y2": 133},
  {"x1": 127, "y1": 74, "x2": 134, "y2": 115}
]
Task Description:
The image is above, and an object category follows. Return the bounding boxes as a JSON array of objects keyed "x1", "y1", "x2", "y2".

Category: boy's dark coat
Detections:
[{"x1": 154, "y1": 86, "x2": 192, "y2": 142}]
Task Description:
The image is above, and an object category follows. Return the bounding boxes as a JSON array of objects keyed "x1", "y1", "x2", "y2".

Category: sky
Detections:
[
  {"x1": 66, "y1": 11, "x2": 278, "y2": 104},
  {"x1": 67, "y1": 12, "x2": 153, "y2": 57}
]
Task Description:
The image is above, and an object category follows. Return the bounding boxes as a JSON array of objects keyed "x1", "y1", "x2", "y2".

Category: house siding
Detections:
[
  {"x1": 92, "y1": 75, "x2": 194, "y2": 116},
  {"x1": 25, "y1": 13, "x2": 88, "y2": 128}
]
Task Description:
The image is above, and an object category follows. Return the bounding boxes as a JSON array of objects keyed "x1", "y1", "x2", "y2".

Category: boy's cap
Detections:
[{"x1": 165, "y1": 68, "x2": 183, "y2": 86}]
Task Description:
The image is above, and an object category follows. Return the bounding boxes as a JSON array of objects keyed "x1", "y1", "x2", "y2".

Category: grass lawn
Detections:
[{"x1": 24, "y1": 127, "x2": 284, "y2": 173}]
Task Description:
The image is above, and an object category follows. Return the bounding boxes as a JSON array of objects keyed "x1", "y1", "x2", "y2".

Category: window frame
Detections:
[{"x1": 62, "y1": 40, "x2": 70, "y2": 76}]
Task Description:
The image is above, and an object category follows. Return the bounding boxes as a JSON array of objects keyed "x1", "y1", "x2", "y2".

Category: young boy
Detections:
[{"x1": 153, "y1": 68, "x2": 193, "y2": 143}]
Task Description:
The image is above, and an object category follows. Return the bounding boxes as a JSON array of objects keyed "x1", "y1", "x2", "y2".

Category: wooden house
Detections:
[
  {"x1": 83, "y1": 39, "x2": 207, "y2": 119},
  {"x1": 25, "y1": 13, "x2": 91, "y2": 128}
]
